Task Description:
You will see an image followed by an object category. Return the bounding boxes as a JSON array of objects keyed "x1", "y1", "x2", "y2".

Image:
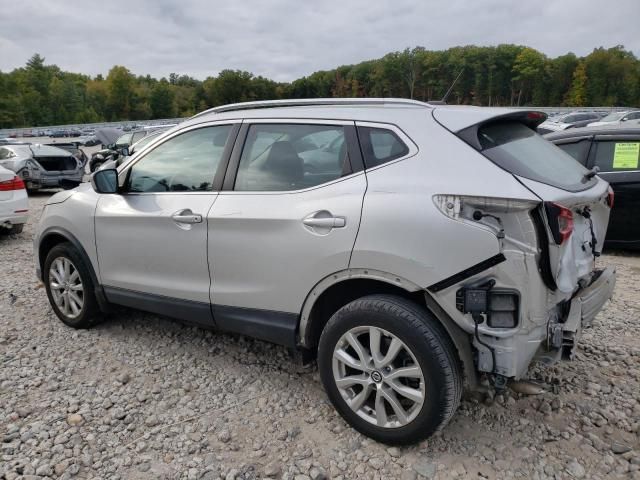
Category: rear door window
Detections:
[
  {"x1": 234, "y1": 124, "x2": 350, "y2": 191},
  {"x1": 592, "y1": 141, "x2": 640, "y2": 172},
  {"x1": 478, "y1": 122, "x2": 595, "y2": 191}
]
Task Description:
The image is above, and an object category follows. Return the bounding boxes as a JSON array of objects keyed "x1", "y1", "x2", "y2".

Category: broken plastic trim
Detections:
[{"x1": 427, "y1": 254, "x2": 506, "y2": 293}]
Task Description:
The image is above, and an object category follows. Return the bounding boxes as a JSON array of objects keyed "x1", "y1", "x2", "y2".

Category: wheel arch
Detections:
[
  {"x1": 38, "y1": 227, "x2": 109, "y2": 312},
  {"x1": 298, "y1": 269, "x2": 478, "y2": 389}
]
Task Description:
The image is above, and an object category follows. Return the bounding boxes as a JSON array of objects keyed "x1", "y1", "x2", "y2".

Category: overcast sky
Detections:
[{"x1": 0, "y1": 0, "x2": 637, "y2": 82}]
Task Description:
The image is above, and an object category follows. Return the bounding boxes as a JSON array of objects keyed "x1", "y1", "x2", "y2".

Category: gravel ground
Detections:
[{"x1": 1, "y1": 193, "x2": 639, "y2": 480}]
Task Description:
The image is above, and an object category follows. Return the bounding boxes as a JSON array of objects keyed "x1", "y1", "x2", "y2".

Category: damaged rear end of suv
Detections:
[
  {"x1": 428, "y1": 108, "x2": 615, "y2": 387},
  {"x1": 0, "y1": 144, "x2": 84, "y2": 191}
]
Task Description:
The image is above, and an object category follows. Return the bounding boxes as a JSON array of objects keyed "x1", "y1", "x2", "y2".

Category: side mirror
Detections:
[
  {"x1": 621, "y1": 117, "x2": 628, "y2": 122},
  {"x1": 98, "y1": 159, "x2": 118, "y2": 171},
  {"x1": 121, "y1": 147, "x2": 130, "y2": 157},
  {"x1": 91, "y1": 168, "x2": 119, "y2": 194}
]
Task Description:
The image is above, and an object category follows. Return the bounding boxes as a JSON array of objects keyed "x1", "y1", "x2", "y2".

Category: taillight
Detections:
[
  {"x1": 544, "y1": 202, "x2": 574, "y2": 245},
  {"x1": 606, "y1": 187, "x2": 614, "y2": 209},
  {"x1": 0, "y1": 176, "x2": 25, "y2": 191}
]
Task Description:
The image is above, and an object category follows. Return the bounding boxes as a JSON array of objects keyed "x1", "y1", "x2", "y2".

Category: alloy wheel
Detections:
[
  {"x1": 48, "y1": 257, "x2": 84, "y2": 319},
  {"x1": 332, "y1": 326, "x2": 425, "y2": 428}
]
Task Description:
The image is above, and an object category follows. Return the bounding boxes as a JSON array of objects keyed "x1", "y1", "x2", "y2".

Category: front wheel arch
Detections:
[{"x1": 38, "y1": 228, "x2": 109, "y2": 312}]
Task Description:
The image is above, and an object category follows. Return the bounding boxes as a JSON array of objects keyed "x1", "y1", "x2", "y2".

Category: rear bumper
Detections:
[
  {"x1": 578, "y1": 267, "x2": 616, "y2": 327},
  {"x1": 24, "y1": 172, "x2": 83, "y2": 190},
  {"x1": 541, "y1": 267, "x2": 615, "y2": 363}
]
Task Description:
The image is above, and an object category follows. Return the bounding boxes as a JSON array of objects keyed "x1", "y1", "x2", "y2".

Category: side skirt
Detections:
[{"x1": 103, "y1": 286, "x2": 298, "y2": 348}]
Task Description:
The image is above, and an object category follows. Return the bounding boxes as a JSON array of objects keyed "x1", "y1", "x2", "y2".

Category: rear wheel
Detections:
[
  {"x1": 318, "y1": 295, "x2": 462, "y2": 444},
  {"x1": 43, "y1": 243, "x2": 101, "y2": 328}
]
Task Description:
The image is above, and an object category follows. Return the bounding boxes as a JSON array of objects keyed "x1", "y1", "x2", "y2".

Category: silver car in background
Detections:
[
  {"x1": 0, "y1": 144, "x2": 83, "y2": 191},
  {"x1": 34, "y1": 99, "x2": 615, "y2": 444}
]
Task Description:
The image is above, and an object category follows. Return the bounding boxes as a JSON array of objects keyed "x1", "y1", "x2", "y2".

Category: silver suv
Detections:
[{"x1": 35, "y1": 99, "x2": 616, "y2": 444}]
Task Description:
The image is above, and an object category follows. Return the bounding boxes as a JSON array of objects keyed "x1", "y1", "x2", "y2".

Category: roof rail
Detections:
[{"x1": 192, "y1": 98, "x2": 431, "y2": 118}]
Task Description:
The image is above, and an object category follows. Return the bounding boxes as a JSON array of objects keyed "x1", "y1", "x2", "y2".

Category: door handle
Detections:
[
  {"x1": 302, "y1": 211, "x2": 346, "y2": 232},
  {"x1": 172, "y1": 209, "x2": 203, "y2": 224}
]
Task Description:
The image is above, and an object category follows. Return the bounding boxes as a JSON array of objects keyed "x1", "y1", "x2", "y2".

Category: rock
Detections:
[
  {"x1": 145, "y1": 415, "x2": 160, "y2": 427},
  {"x1": 401, "y1": 470, "x2": 418, "y2": 480},
  {"x1": 264, "y1": 461, "x2": 282, "y2": 478},
  {"x1": 66, "y1": 413, "x2": 84, "y2": 426},
  {"x1": 225, "y1": 469, "x2": 239, "y2": 480},
  {"x1": 309, "y1": 466, "x2": 327, "y2": 480},
  {"x1": 387, "y1": 447, "x2": 401, "y2": 458},
  {"x1": 369, "y1": 457, "x2": 385, "y2": 470},
  {"x1": 111, "y1": 408, "x2": 126, "y2": 420},
  {"x1": 117, "y1": 372, "x2": 131, "y2": 384},
  {"x1": 412, "y1": 458, "x2": 437, "y2": 479},
  {"x1": 612, "y1": 442, "x2": 632, "y2": 454},
  {"x1": 218, "y1": 430, "x2": 231, "y2": 443},
  {"x1": 567, "y1": 458, "x2": 585, "y2": 478}
]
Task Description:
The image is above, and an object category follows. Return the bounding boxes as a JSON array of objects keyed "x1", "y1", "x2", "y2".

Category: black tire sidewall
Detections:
[
  {"x1": 318, "y1": 296, "x2": 458, "y2": 444},
  {"x1": 43, "y1": 243, "x2": 98, "y2": 328}
]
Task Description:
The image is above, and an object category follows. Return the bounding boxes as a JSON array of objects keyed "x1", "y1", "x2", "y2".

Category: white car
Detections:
[
  {"x1": 0, "y1": 165, "x2": 28, "y2": 234},
  {"x1": 35, "y1": 99, "x2": 616, "y2": 444},
  {"x1": 587, "y1": 110, "x2": 640, "y2": 127}
]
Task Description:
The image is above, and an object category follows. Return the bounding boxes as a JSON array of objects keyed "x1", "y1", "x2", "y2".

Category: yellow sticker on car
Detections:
[{"x1": 613, "y1": 143, "x2": 640, "y2": 169}]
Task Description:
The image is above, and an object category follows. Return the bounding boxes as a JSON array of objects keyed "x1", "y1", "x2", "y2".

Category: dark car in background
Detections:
[
  {"x1": 537, "y1": 111, "x2": 603, "y2": 134},
  {"x1": 546, "y1": 125, "x2": 640, "y2": 249}
]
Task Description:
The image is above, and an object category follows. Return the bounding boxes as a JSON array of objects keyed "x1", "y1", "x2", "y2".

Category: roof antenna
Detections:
[{"x1": 436, "y1": 69, "x2": 464, "y2": 105}]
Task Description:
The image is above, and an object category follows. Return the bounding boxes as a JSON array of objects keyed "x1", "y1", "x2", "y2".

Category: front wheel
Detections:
[
  {"x1": 43, "y1": 242, "x2": 101, "y2": 328},
  {"x1": 318, "y1": 295, "x2": 462, "y2": 444}
]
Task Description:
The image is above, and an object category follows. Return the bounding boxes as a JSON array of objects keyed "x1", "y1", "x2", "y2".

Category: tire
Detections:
[
  {"x1": 43, "y1": 242, "x2": 101, "y2": 328},
  {"x1": 318, "y1": 294, "x2": 462, "y2": 444},
  {"x1": 9, "y1": 224, "x2": 24, "y2": 234}
]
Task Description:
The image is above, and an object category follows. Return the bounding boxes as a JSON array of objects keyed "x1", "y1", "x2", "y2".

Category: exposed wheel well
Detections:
[
  {"x1": 303, "y1": 277, "x2": 475, "y2": 389},
  {"x1": 304, "y1": 279, "x2": 426, "y2": 351},
  {"x1": 38, "y1": 233, "x2": 69, "y2": 271}
]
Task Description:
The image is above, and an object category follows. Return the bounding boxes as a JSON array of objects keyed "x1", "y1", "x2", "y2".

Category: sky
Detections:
[{"x1": 0, "y1": 0, "x2": 638, "y2": 82}]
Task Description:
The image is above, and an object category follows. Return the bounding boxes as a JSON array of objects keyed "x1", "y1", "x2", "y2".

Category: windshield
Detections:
[
  {"x1": 132, "y1": 132, "x2": 161, "y2": 151},
  {"x1": 600, "y1": 112, "x2": 626, "y2": 122},
  {"x1": 478, "y1": 122, "x2": 596, "y2": 192},
  {"x1": 115, "y1": 133, "x2": 133, "y2": 146}
]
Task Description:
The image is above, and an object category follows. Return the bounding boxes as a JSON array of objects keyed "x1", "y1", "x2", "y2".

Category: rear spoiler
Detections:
[{"x1": 456, "y1": 111, "x2": 547, "y2": 151}]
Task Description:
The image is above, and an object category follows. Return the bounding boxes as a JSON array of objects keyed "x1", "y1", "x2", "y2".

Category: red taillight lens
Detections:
[
  {"x1": 557, "y1": 205, "x2": 574, "y2": 244},
  {"x1": 607, "y1": 187, "x2": 614, "y2": 209},
  {"x1": 0, "y1": 176, "x2": 25, "y2": 191},
  {"x1": 544, "y1": 202, "x2": 574, "y2": 245}
]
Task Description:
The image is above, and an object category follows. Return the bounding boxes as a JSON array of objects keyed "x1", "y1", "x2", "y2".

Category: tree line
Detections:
[{"x1": 0, "y1": 44, "x2": 638, "y2": 128}]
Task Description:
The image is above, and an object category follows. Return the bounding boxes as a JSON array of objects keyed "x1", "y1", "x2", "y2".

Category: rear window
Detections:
[{"x1": 478, "y1": 122, "x2": 595, "y2": 192}]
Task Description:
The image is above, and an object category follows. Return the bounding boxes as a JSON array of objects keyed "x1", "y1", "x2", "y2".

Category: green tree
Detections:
[
  {"x1": 566, "y1": 62, "x2": 588, "y2": 106},
  {"x1": 105, "y1": 66, "x2": 135, "y2": 120},
  {"x1": 150, "y1": 80, "x2": 176, "y2": 118}
]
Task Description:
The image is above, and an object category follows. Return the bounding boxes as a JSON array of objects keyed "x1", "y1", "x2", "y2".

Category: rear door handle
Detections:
[
  {"x1": 303, "y1": 217, "x2": 346, "y2": 228},
  {"x1": 302, "y1": 211, "x2": 346, "y2": 233},
  {"x1": 172, "y1": 209, "x2": 203, "y2": 224}
]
